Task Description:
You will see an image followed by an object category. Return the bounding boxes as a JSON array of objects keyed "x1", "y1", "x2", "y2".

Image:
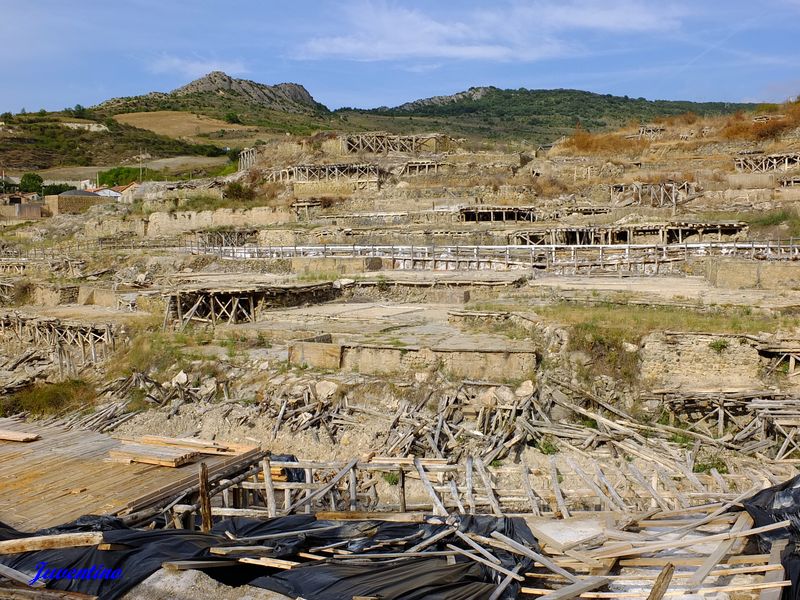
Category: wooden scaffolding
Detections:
[
  {"x1": 341, "y1": 132, "x2": 449, "y2": 154},
  {"x1": 0, "y1": 313, "x2": 117, "y2": 370},
  {"x1": 610, "y1": 181, "x2": 698, "y2": 208},
  {"x1": 164, "y1": 283, "x2": 337, "y2": 329},
  {"x1": 735, "y1": 152, "x2": 800, "y2": 173},
  {"x1": 238, "y1": 148, "x2": 258, "y2": 172},
  {"x1": 264, "y1": 163, "x2": 382, "y2": 189},
  {"x1": 193, "y1": 229, "x2": 258, "y2": 248}
]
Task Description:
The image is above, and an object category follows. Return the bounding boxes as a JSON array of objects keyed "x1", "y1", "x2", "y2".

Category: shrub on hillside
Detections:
[{"x1": 224, "y1": 182, "x2": 256, "y2": 201}]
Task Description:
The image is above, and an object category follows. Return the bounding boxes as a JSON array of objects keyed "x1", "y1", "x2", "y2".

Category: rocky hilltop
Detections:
[
  {"x1": 171, "y1": 71, "x2": 324, "y2": 114},
  {"x1": 97, "y1": 71, "x2": 327, "y2": 115},
  {"x1": 391, "y1": 86, "x2": 495, "y2": 111}
]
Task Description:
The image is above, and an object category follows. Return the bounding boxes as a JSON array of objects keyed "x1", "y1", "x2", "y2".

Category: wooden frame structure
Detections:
[
  {"x1": 192, "y1": 229, "x2": 258, "y2": 248},
  {"x1": 264, "y1": 163, "x2": 382, "y2": 189},
  {"x1": 341, "y1": 132, "x2": 449, "y2": 154},
  {"x1": 400, "y1": 160, "x2": 445, "y2": 176},
  {"x1": 636, "y1": 124, "x2": 665, "y2": 140},
  {"x1": 610, "y1": 181, "x2": 698, "y2": 208},
  {"x1": 238, "y1": 147, "x2": 257, "y2": 172},
  {"x1": 459, "y1": 206, "x2": 537, "y2": 223},
  {"x1": 735, "y1": 152, "x2": 800, "y2": 173},
  {"x1": 195, "y1": 239, "x2": 800, "y2": 276},
  {"x1": 510, "y1": 221, "x2": 747, "y2": 246},
  {"x1": 0, "y1": 313, "x2": 116, "y2": 368},
  {"x1": 164, "y1": 283, "x2": 337, "y2": 329}
]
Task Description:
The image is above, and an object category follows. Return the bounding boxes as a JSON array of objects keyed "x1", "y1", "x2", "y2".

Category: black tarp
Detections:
[
  {"x1": 0, "y1": 513, "x2": 537, "y2": 600},
  {"x1": 743, "y1": 474, "x2": 800, "y2": 600}
]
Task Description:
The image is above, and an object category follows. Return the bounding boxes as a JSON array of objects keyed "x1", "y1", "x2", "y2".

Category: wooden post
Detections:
[
  {"x1": 199, "y1": 462, "x2": 212, "y2": 533},
  {"x1": 398, "y1": 468, "x2": 406, "y2": 512},
  {"x1": 262, "y1": 457, "x2": 277, "y2": 517},
  {"x1": 304, "y1": 468, "x2": 313, "y2": 515},
  {"x1": 349, "y1": 466, "x2": 358, "y2": 512}
]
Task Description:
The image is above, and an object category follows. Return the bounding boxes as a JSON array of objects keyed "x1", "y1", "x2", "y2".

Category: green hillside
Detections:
[
  {"x1": 98, "y1": 91, "x2": 334, "y2": 136},
  {"x1": 339, "y1": 87, "x2": 753, "y2": 143},
  {"x1": 0, "y1": 111, "x2": 224, "y2": 171}
]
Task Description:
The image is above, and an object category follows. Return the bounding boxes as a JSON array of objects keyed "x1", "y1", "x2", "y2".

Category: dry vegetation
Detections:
[
  {"x1": 720, "y1": 99, "x2": 800, "y2": 141},
  {"x1": 113, "y1": 111, "x2": 254, "y2": 139},
  {"x1": 557, "y1": 128, "x2": 650, "y2": 157}
]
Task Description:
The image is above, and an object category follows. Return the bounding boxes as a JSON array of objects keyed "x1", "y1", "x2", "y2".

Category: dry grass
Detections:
[
  {"x1": 720, "y1": 100, "x2": 800, "y2": 141},
  {"x1": 114, "y1": 111, "x2": 253, "y2": 138},
  {"x1": 536, "y1": 303, "x2": 796, "y2": 337},
  {"x1": 0, "y1": 379, "x2": 96, "y2": 417},
  {"x1": 558, "y1": 129, "x2": 650, "y2": 157}
]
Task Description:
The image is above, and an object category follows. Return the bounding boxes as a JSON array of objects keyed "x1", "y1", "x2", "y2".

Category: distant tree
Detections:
[
  {"x1": 42, "y1": 183, "x2": 76, "y2": 195},
  {"x1": 38, "y1": 108, "x2": 47, "y2": 116},
  {"x1": 72, "y1": 104, "x2": 89, "y2": 119},
  {"x1": 224, "y1": 112, "x2": 242, "y2": 124},
  {"x1": 0, "y1": 112, "x2": 11, "y2": 121},
  {"x1": 19, "y1": 108, "x2": 26, "y2": 115},
  {"x1": 19, "y1": 173, "x2": 43, "y2": 193}
]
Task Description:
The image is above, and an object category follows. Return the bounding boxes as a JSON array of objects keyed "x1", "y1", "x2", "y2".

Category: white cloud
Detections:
[
  {"x1": 148, "y1": 55, "x2": 248, "y2": 79},
  {"x1": 295, "y1": 0, "x2": 687, "y2": 62}
]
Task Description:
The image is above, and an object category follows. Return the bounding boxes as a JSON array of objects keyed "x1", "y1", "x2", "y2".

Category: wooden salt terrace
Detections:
[
  {"x1": 0, "y1": 417, "x2": 262, "y2": 532},
  {"x1": 163, "y1": 282, "x2": 337, "y2": 329}
]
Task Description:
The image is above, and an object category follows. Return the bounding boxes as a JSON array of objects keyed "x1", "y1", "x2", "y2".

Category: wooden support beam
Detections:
[
  {"x1": 0, "y1": 532, "x2": 103, "y2": 555},
  {"x1": 686, "y1": 511, "x2": 753, "y2": 588},
  {"x1": 199, "y1": 462, "x2": 212, "y2": 533},
  {"x1": 414, "y1": 457, "x2": 448, "y2": 516}
]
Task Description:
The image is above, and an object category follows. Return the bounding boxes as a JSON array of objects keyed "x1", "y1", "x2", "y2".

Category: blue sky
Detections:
[{"x1": 2, "y1": 0, "x2": 800, "y2": 113}]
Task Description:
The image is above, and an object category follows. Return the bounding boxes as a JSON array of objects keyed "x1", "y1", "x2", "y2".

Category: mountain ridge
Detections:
[{"x1": 97, "y1": 71, "x2": 327, "y2": 115}]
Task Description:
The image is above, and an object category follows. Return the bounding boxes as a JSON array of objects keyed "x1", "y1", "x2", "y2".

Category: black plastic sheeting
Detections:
[
  {"x1": 743, "y1": 474, "x2": 800, "y2": 600},
  {"x1": 0, "y1": 513, "x2": 537, "y2": 600}
]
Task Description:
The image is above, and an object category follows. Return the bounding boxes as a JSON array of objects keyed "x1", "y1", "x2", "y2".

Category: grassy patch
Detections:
[
  {"x1": 568, "y1": 320, "x2": 639, "y2": 383},
  {"x1": 0, "y1": 379, "x2": 96, "y2": 417},
  {"x1": 536, "y1": 302, "x2": 796, "y2": 337},
  {"x1": 297, "y1": 270, "x2": 341, "y2": 282},
  {"x1": 382, "y1": 472, "x2": 400, "y2": 486},
  {"x1": 537, "y1": 437, "x2": 559, "y2": 455},
  {"x1": 693, "y1": 456, "x2": 729, "y2": 474},
  {"x1": 708, "y1": 339, "x2": 730, "y2": 354}
]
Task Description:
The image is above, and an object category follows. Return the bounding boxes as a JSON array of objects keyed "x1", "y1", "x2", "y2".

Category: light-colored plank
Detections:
[
  {"x1": 0, "y1": 429, "x2": 40, "y2": 442},
  {"x1": 0, "y1": 532, "x2": 103, "y2": 555}
]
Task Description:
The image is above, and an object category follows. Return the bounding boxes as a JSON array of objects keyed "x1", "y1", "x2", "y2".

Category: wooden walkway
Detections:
[{"x1": 0, "y1": 417, "x2": 242, "y2": 531}]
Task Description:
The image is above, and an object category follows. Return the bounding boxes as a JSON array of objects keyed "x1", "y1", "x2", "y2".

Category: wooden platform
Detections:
[{"x1": 0, "y1": 417, "x2": 253, "y2": 532}]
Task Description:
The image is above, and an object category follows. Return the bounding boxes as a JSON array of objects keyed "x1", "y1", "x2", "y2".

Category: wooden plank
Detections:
[
  {"x1": 646, "y1": 563, "x2": 674, "y2": 600},
  {"x1": 686, "y1": 511, "x2": 752, "y2": 587},
  {"x1": 490, "y1": 531, "x2": 580, "y2": 584},
  {"x1": 0, "y1": 532, "x2": 103, "y2": 555},
  {"x1": 0, "y1": 562, "x2": 45, "y2": 587},
  {"x1": 406, "y1": 526, "x2": 456, "y2": 553},
  {"x1": 414, "y1": 457, "x2": 448, "y2": 516},
  {"x1": 285, "y1": 457, "x2": 358, "y2": 513},
  {"x1": 488, "y1": 564, "x2": 525, "y2": 600},
  {"x1": 536, "y1": 576, "x2": 610, "y2": 600},
  {"x1": 261, "y1": 458, "x2": 277, "y2": 517},
  {"x1": 473, "y1": 457, "x2": 503, "y2": 516},
  {"x1": 109, "y1": 443, "x2": 198, "y2": 468},
  {"x1": 199, "y1": 462, "x2": 212, "y2": 533},
  {"x1": 0, "y1": 429, "x2": 40, "y2": 442},
  {"x1": 760, "y1": 539, "x2": 789, "y2": 600},
  {"x1": 520, "y1": 580, "x2": 789, "y2": 598},
  {"x1": 0, "y1": 588, "x2": 97, "y2": 599},
  {"x1": 162, "y1": 560, "x2": 238, "y2": 570},
  {"x1": 238, "y1": 556, "x2": 299, "y2": 570},
  {"x1": 592, "y1": 519, "x2": 791, "y2": 559},
  {"x1": 446, "y1": 544, "x2": 525, "y2": 581},
  {"x1": 550, "y1": 457, "x2": 570, "y2": 518}
]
